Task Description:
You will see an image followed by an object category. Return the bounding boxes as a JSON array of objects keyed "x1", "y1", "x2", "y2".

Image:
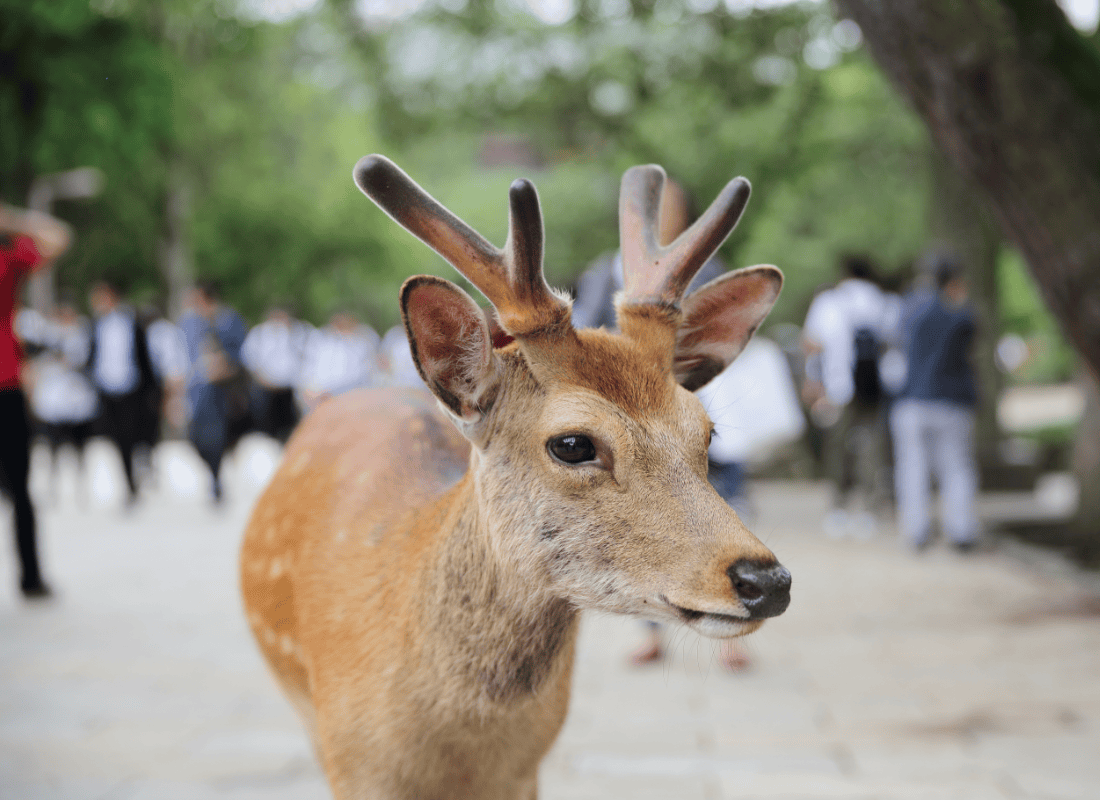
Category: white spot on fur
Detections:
[{"x1": 269, "y1": 559, "x2": 284, "y2": 579}]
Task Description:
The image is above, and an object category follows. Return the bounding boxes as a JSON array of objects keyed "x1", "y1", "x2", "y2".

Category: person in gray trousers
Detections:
[{"x1": 890, "y1": 259, "x2": 980, "y2": 552}]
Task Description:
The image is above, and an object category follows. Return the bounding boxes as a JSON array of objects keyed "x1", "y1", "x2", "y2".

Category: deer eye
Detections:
[{"x1": 547, "y1": 434, "x2": 597, "y2": 465}]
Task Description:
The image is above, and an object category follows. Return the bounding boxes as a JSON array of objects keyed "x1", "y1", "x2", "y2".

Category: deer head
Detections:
[{"x1": 353, "y1": 156, "x2": 789, "y2": 638}]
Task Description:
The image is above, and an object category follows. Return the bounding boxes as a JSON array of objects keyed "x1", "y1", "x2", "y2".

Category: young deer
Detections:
[{"x1": 240, "y1": 155, "x2": 791, "y2": 800}]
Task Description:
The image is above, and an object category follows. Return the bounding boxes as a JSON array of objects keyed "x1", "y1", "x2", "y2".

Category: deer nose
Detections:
[{"x1": 727, "y1": 560, "x2": 791, "y2": 619}]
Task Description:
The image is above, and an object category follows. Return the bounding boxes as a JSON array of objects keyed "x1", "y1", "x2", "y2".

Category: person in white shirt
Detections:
[
  {"x1": 801, "y1": 255, "x2": 898, "y2": 538},
  {"x1": 241, "y1": 306, "x2": 312, "y2": 442},
  {"x1": 29, "y1": 299, "x2": 98, "y2": 503},
  {"x1": 298, "y1": 310, "x2": 379, "y2": 411},
  {"x1": 697, "y1": 335, "x2": 807, "y2": 518},
  {"x1": 87, "y1": 281, "x2": 158, "y2": 507},
  {"x1": 141, "y1": 306, "x2": 189, "y2": 435}
]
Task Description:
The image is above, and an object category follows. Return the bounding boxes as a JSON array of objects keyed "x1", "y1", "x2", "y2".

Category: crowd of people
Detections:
[
  {"x1": 800, "y1": 252, "x2": 979, "y2": 553},
  {"x1": 16, "y1": 285, "x2": 422, "y2": 509},
  {"x1": 3, "y1": 199, "x2": 981, "y2": 636}
]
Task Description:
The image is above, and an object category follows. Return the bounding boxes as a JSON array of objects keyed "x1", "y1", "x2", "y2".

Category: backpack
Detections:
[{"x1": 852, "y1": 326, "x2": 882, "y2": 405}]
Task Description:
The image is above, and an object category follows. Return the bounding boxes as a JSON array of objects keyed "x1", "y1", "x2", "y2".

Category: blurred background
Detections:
[
  {"x1": 5, "y1": 0, "x2": 1099, "y2": 548},
  {"x1": 4, "y1": 0, "x2": 1100, "y2": 797}
]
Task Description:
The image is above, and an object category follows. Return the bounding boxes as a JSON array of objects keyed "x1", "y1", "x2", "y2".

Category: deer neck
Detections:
[{"x1": 420, "y1": 474, "x2": 580, "y2": 707}]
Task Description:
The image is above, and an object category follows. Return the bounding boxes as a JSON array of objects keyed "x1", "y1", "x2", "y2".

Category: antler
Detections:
[
  {"x1": 619, "y1": 165, "x2": 751, "y2": 308},
  {"x1": 354, "y1": 155, "x2": 570, "y2": 337}
]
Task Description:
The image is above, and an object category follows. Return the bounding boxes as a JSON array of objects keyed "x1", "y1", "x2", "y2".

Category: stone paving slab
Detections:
[{"x1": 1, "y1": 439, "x2": 1098, "y2": 798}]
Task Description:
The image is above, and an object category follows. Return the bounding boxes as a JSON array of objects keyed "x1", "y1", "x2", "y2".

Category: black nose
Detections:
[{"x1": 727, "y1": 560, "x2": 791, "y2": 619}]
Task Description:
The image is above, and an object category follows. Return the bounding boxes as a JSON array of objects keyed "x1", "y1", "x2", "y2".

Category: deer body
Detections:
[
  {"x1": 243, "y1": 387, "x2": 576, "y2": 798},
  {"x1": 242, "y1": 156, "x2": 791, "y2": 799}
]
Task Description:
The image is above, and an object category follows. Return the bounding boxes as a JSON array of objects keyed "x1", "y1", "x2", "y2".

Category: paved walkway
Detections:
[{"x1": 2, "y1": 438, "x2": 1099, "y2": 799}]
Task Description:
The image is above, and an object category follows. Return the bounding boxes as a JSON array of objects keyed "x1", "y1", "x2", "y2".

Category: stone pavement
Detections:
[{"x1": 2, "y1": 438, "x2": 1099, "y2": 799}]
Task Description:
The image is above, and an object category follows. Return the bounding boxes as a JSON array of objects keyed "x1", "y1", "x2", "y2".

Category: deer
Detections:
[{"x1": 240, "y1": 154, "x2": 792, "y2": 800}]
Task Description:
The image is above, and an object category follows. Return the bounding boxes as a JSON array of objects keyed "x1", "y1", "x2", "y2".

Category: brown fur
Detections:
[
  {"x1": 242, "y1": 339, "x2": 778, "y2": 799},
  {"x1": 242, "y1": 158, "x2": 788, "y2": 799}
]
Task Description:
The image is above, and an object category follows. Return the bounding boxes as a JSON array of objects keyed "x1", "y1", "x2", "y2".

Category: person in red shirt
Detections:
[{"x1": 1, "y1": 202, "x2": 72, "y2": 598}]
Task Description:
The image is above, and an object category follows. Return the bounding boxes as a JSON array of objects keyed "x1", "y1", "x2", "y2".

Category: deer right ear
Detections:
[{"x1": 401, "y1": 275, "x2": 501, "y2": 426}]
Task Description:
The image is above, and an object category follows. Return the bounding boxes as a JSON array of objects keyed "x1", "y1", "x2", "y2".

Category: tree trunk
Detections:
[
  {"x1": 836, "y1": 0, "x2": 1100, "y2": 378},
  {"x1": 836, "y1": 0, "x2": 1100, "y2": 540},
  {"x1": 158, "y1": 158, "x2": 192, "y2": 319},
  {"x1": 926, "y1": 152, "x2": 1004, "y2": 477},
  {"x1": 1072, "y1": 370, "x2": 1100, "y2": 543}
]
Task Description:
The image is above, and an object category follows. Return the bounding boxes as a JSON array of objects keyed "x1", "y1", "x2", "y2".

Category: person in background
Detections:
[
  {"x1": 30, "y1": 297, "x2": 98, "y2": 503},
  {"x1": 0, "y1": 202, "x2": 72, "y2": 598},
  {"x1": 890, "y1": 259, "x2": 980, "y2": 552},
  {"x1": 87, "y1": 280, "x2": 158, "y2": 509},
  {"x1": 801, "y1": 255, "x2": 898, "y2": 539},
  {"x1": 241, "y1": 305, "x2": 311, "y2": 443},
  {"x1": 180, "y1": 280, "x2": 248, "y2": 504},
  {"x1": 698, "y1": 335, "x2": 808, "y2": 521},
  {"x1": 140, "y1": 301, "x2": 189, "y2": 437},
  {"x1": 297, "y1": 309, "x2": 379, "y2": 411},
  {"x1": 572, "y1": 179, "x2": 723, "y2": 330}
]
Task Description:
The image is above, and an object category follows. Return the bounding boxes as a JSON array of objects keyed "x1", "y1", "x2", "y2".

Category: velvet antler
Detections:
[
  {"x1": 618, "y1": 165, "x2": 751, "y2": 310},
  {"x1": 354, "y1": 155, "x2": 570, "y2": 337}
]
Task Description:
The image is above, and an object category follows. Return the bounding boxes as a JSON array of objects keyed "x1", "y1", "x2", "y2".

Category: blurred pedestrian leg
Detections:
[
  {"x1": 891, "y1": 399, "x2": 978, "y2": 549},
  {"x1": 0, "y1": 389, "x2": 46, "y2": 595},
  {"x1": 822, "y1": 401, "x2": 889, "y2": 537}
]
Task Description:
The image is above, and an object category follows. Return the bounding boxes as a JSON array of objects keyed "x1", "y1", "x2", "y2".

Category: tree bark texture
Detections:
[
  {"x1": 1071, "y1": 369, "x2": 1100, "y2": 541},
  {"x1": 927, "y1": 152, "x2": 1004, "y2": 470},
  {"x1": 158, "y1": 158, "x2": 193, "y2": 320},
  {"x1": 836, "y1": 0, "x2": 1100, "y2": 379}
]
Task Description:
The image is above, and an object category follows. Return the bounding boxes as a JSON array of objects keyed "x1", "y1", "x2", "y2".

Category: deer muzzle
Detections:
[{"x1": 727, "y1": 559, "x2": 792, "y2": 619}]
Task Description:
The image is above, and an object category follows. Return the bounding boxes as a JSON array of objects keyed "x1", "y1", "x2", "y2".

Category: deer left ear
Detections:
[{"x1": 673, "y1": 266, "x2": 783, "y2": 392}]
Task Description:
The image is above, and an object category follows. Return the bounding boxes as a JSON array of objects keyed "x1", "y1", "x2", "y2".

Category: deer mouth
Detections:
[{"x1": 661, "y1": 596, "x2": 762, "y2": 638}]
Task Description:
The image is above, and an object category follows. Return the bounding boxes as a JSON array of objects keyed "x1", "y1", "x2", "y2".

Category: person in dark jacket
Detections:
[
  {"x1": 890, "y1": 259, "x2": 980, "y2": 552},
  {"x1": 179, "y1": 281, "x2": 248, "y2": 504},
  {"x1": 87, "y1": 280, "x2": 158, "y2": 508}
]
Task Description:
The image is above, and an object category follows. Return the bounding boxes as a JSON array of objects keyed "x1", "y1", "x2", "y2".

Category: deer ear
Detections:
[
  {"x1": 674, "y1": 266, "x2": 782, "y2": 392},
  {"x1": 401, "y1": 276, "x2": 501, "y2": 426}
]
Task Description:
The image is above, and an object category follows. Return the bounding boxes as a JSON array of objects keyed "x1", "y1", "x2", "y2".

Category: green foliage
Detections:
[
  {"x1": 340, "y1": 0, "x2": 934, "y2": 326},
  {"x1": 998, "y1": 247, "x2": 1076, "y2": 382},
  {"x1": 172, "y1": 21, "x2": 404, "y2": 326},
  {"x1": 0, "y1": 0, "x2": 172, "y2": 296},
  {"x1": 14, "y1": 0, "x2": 1065, "y2": 350}
]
